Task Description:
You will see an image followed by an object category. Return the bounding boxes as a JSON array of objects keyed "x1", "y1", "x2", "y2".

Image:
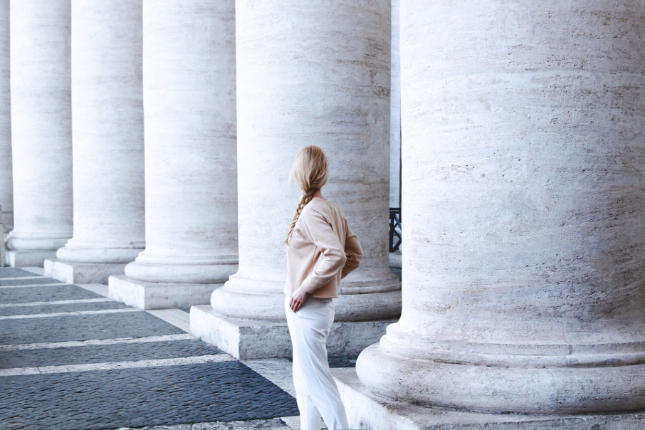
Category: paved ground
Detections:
[{"x1": 0, "y1": 267, "x2": 378, "y2": 430}]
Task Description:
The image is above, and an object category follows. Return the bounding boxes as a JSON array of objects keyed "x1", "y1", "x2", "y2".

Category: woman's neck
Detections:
[{"x1": 312, "y1": 189, "x2": 324, "y2": 199}]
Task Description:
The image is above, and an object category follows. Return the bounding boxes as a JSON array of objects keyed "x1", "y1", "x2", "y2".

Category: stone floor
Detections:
[{"x1": 0, "y1": 267, "x2": 364, "y2": 430}]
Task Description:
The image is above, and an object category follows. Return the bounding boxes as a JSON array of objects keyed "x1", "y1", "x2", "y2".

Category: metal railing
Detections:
[{"x1": 389, "y1": 207, "x2": 401, "y2": 253}]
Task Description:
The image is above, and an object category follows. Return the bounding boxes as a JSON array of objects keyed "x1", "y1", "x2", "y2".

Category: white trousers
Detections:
[{"x1": 285, "y1": 296, "x2": 350, "y2": 430}]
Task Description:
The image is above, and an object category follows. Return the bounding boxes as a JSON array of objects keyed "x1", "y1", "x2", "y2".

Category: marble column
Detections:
[
  {"x1": 0, "y1": 0, "x2": 11, "y2": 235},
  {"x1": 7, "y1": 0, "x2": 72, "y2": 267},
  {"x1": 108, "y1": 0, "x2": 238, "y2": 310},
  {"x1": 45, "y1": 0, "x2": 144, "y2": 284},
  {"x1": 339, "y1": 0, "x2": 645, "y2": 426},
  {"x1": 191, "y1": 0, "x2": 401, "y2": 360}
]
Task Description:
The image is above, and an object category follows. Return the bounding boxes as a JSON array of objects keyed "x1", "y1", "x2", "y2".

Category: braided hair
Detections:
[{"x1": 285, "y1": 146, "x2": 329, "y2": 244}]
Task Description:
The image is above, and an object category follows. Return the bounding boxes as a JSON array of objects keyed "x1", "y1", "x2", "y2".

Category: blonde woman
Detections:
[{"x1": 284, "y1": 145, "x2": 363, "y2": 430}]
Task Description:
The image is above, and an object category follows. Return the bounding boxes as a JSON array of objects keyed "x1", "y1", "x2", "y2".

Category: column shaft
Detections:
[
  {"x1": 49, "y1": 0, "x2": 144, "y2": 283},
  {"x1": 356, "y1": 0, "x2": 645, "y2": 414},
  {"x1": 7, "y1": 0, "x2": 72, "y2": 266},
  {"x1": 0, "y1": 0, "x2": 10, "y2": 233},
  {"x1": 108, "y1": 0, "x2": 237, "y2": 309}
]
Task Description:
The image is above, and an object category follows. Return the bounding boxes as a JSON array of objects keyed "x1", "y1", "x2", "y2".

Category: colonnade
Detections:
[{"x1": 2, "y1": 0, "x2": 644, "y2": 427}]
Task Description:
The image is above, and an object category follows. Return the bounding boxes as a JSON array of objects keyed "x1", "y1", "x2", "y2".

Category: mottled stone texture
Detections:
[
  {"x1": 389, "y1": 0, "x2": 401, "y2": 209},
  {"x1": 0, "y1": 0, "x2": 11, "y2": 233},
  {"x1": 7, "y1": 0, "x2": 72, "y2": 258},
  {"x1": 357, "y1": 0, "x2": 645, "y2": 415},
  {"x1": 55, "y1": 0, "x2": 144, "y2": 265},
  {"x1": 210, "y1": 0, "x2": 400, "y2": 323},
  {"x1": 123, "y1": 0, "x2": 237, "y2": 284}
]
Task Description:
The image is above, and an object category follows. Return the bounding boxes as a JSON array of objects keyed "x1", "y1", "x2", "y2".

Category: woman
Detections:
[{"x1": 284, "y1": 145, "x2": 363, "y2": 430}]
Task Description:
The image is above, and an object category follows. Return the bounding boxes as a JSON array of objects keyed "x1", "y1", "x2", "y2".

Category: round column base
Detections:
[
  {"x1": 356, "y1": 341, "x2": 645, "y2": 414},
  {"x1": 210, "y1": 274, "x2": 401, "y2": 322},
  {"x1": 6, "y1": 231, "x2": 70, "y2": 251},
  {"x1": 56, "y1": 240, "x2": 144, "y2": 264},
  {"x1": 124, "y1": 258, "x2": 238, "y2": 284}
]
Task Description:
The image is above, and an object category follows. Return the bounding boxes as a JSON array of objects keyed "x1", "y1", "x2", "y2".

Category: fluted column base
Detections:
[
  {"x1": 190, "y1": 304, "x2": 395, "y2": 360},
  {"x1": 334, "y1": 367, "x2": 645, "y2": 430}
]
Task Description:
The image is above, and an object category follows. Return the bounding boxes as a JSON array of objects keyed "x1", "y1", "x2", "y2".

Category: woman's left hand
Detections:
[{"x1": 290, "y1": 286, "x2": 309, "y2": 312}]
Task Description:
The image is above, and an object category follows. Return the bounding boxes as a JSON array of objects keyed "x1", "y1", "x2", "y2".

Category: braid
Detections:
[{"x1": 285, "y1": 188, "x2": 316, "y2": 244}]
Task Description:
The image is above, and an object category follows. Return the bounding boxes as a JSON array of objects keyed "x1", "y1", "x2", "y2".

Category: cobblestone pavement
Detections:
[{"x1": 0, "y1": 267, "x2": 365, "y2": 430}]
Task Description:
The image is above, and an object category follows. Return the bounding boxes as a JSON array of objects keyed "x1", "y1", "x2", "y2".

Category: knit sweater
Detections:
[{"x1": 284, "y1": 197, "x2": 363, "y2": 298}]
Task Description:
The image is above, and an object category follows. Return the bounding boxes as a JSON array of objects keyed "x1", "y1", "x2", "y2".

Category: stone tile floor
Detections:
[{"x1": 0, "y1": 267, "x2": 361, "y2": 430}]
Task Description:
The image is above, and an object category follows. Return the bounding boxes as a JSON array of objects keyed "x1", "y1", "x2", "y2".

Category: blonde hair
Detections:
[{"x1": 285, "y1": 145, "x2": 329, "y2": 244}]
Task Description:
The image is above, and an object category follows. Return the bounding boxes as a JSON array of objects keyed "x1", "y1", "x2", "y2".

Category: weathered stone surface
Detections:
[
  {"x1": 45, "y1": 259, "x2": 128, "y2": 285},
  {"x1": 356, "y1": 0, "x2": 645, "y2": 415},
  {"x1": 108, "y1": 275, "x2": 220, "y2": 310},
  {"x1": 0, "y1": 1, "x2": 11, "y2": 233},
  {"x1": 191, "y1": 304, "x2": 394, "y2": 360},
  {"x1": 6, "y1": 0, "x2": 72, "y2": 264},
  {"x1": 55, "y1": 0, "x2": 144, "y2": 273},
  {"x1": 209, "y1": 1, "x2": 400, "y2": 361}
]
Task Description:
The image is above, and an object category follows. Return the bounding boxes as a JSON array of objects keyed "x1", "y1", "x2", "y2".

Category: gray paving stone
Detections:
[
  {"x1": 0, "y1": 300, "x2": 129, "y2": 316},
  {"x1": 0, "y1": 311, "x2": 184, "y2": 345},
  {"x1": 0, "y1": 339, "x2": 223, "y2": 369},
  {"x1": 0, "y1": 277, "x2": 63, "y2": 286},
  {"x1": 0, "y1": 268, "x2": 38, "y2": 279},
  {"x1": 0, "y1": 362, "x2": 299, "y2": 430},
  {"x1": 0, "y1": 284, "x2": 103, "y2": 304}
]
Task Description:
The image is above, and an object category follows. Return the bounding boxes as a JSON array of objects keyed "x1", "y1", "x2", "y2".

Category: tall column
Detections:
[
  {"x1": 108, "y1": 0, "x2": 238, "y2": 310},
  {"x1": 192, "y1": 0, "x2": 400, "y2": 360},
  {"x1": 45, "y1": 0, "x2": 144, "y2": 284},
  {"x1": 7, "y1": 0, "x2": 72, "y2": 267},
  {"x1": 345, "y1": 0, "x2": 645, "y2": 425},
  {"x1": 0, "y1": 0, "x2": 11, "y2": 234}
]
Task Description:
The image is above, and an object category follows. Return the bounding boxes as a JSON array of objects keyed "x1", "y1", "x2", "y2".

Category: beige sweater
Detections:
[{"x1": 284, "y1": 197, "x2": 363, "y2": 298}]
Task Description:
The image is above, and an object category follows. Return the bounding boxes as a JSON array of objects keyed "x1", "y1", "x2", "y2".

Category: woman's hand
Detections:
[{"x1": 290, "y1": 286, "x2": 310, "y2": 313}]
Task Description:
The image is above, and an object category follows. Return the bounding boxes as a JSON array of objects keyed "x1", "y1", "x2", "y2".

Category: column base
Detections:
[
  {"x1": 7, "y1": 250, "x2": 57, "y2": 267},
  {"x1": 333, "y1": 367, "x2": 645, "y2": 430},
  {"x1": 108, "y1": 275, "x2": 221, "y2": 310},
  {"x1": 189, "y1": 304, "x2": 395, "y2": 360},
  {"x1": 44, "y1": 259, "x2": 126, "y2": 284}
]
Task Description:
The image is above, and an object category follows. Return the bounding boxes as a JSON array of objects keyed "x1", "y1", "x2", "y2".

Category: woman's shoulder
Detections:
[{"x1": 303, "y1": 198, "x2": 346, "y2": 221}]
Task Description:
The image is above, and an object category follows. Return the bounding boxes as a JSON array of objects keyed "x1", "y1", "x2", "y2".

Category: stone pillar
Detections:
[
  {"x1": 191, "y1": 0, "x2": 401, "y2": 360},
  {"x1": 108, "y1": 0, "x2": 238, "y2": 310},
  {"x1": 7, "y1": 0, "x2": 72, "y2": 267},
  {"x1": 389, "y1": 0, "x2": 401, "y2": 210},
  {"x1": 338, "y1": 1, "x2": 645, "y2": 426},
  {"x1": 0, "y1": 0, "x2": 11, "y2": 235},
  {"x1": 45, "y1": 0, "x2": 144, "y2": 284}
]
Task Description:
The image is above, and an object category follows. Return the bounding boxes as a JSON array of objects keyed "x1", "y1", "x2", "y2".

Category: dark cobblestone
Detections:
[
  {"x1": 0, "y1": 284, "x2": 103, "y2": 304},
  {"x1": 0, "y1": 361, "x2": 299, "y2": 430},
  {"x1": 328, "y1": 354, "x2": 358, "y2": 368},
  {"x1": 0, "y1": 339, "x2": 223, "y2": 369},
  {"x1": 0, "y1": 268, "x2": 38, "y2": 278},
  {"x1": 0, "y1": 276, "x2": 64, "y2": 286},
  {"x1": 0, "y1": 300, "x2": 129, "y2": 316},
  {"x1": 0, "y1": 311, "x2": 184, "y2": 345}
]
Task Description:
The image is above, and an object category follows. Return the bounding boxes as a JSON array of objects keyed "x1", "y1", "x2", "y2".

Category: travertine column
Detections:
[
  {"x1": 0, "y1": 0, "x2": 11, "y2": 234},
  {"x1": 47, "y1": 0, "x2": 144, "y2": 283},
  {"x1": 354, "y1": 0, "x2": 645, "y2": 417},
  {"x1": 194, "y1": 0, "x2": 400, "y2": 360},
  {"x1": 108, "y1": 0, "x2": 237, "y2": 309},
  {"x1": 7, "y1": 0, "x2": 72, "y2": 266},
  {"x1": 389, "y1": 0, "x2": 401, "y2": 209}
]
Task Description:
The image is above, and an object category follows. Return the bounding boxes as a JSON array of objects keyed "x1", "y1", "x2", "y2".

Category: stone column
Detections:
[
  {"x1": 0, "y1": 0, "x2": 11, "y2": 234},
  {"x1": 45, "y1": 0, "x2": 144, "y2": 284},
  {"x1": 191, "y1": 0, "x2": 401, "y2": 360},
  {"x1": 108, "y1": 0, "x2": 238, "y2": 310},
  {"x1": 7, "y1": 0, "x2": 72, "y2": 267},
  {"x1": 340, "y1": 1, "x2": 645, "y2": 426}
]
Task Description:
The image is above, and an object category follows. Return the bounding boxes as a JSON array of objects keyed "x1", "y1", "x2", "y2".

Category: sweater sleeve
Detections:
[
  {"x1": 341, "y1": 223, "x2": 363, "y2": 279},
  {"x1": 298, "y1": 208, "x2": 347, "y2": 294}
]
